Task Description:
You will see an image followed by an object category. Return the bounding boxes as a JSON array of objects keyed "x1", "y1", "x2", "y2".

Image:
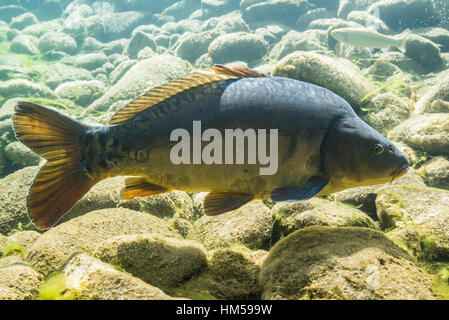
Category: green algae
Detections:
[
  {"x1": 37, "y1": 272, "x2": 77, "y2": 300},
  {"x1": 0, "y1": 242, "x2": 24, "y2": 258}
]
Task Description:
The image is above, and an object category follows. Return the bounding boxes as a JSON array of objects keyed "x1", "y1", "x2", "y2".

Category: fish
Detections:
[
  {"x1": 330, "y1": 27, "x2": 411, "y2": 53},
  {"x1": 12, "y1": 65, "x2": 411, "y2": 230}
]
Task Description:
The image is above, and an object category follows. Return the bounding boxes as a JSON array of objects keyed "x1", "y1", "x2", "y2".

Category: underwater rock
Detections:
[
  {"x1": 201, "y1": 0, "x2": 240, "y2": 19},
  {"x1": 0, "y1": 79, "x2": 55, "y2": 100},
  {"x1": 0, "y1": 5, "x2": 26, "y2": 23},
  {"x1": 308, "y1": 18, "x2": 349, "y2": 30},
  {"x1": 417, "y1": 157, "x2": 449, "y2": 190},
  {"x1": 405, "y1": 34, "x2": 444, "y2": 73},
  {"x1": 375, "y1": 185, "x2": 449, "y2": 260},
  {"x1": 273, "y1": 51, "x2": 375, "y2": 112},
  {"x1": 44, "y1": 63, "x2": 93, "y2": 90},
  {"x1": 103, "y1": 39, "x2": 129, "y2": 55},
  {"x1": 22, "y1": 20, "x2": 62, "y2": 38},
  {"x1": 329, "y1": 168, "x2": 425, "y2": 218},
  {"x1": 368, "y1": 0, "x2": 438, "y2": 31},
  {"x1": 415, "y1": 72, "x2": 449, "y2": 114},
  {"x1": 0, "y1": 255, "x2": 25, "y2": 269},
  {"x1": 80, "y1": 37, "x2": 106, "y2": 53},
  {"x1": 8, "y1": 230, "x2": 40, "y2": 253},
  {"x1": 388, "y1": 114, "x2": 449, "y2": 156},
  {"x1": 202, "y1": 12, "x2": 251, "y2": 34},
  {"x1": 0, "y1": 97, "x2": 27, "y2": 121},
  {"x1": 38, "y1": 31, "x2": 77, "y2": 55},
  {"x1": 337, "y1": 0, "x2": 378, "y2": 19},
  {"x1": 116, "y1": 0, "x2": 181, "y2": 13},
  {"x1": 175, "y1": 30, "x2": 223, "y2": 63},
  {"x1": 83, "y1": 54, "x2": 191, "y2": 116},
  {"x1": 415, "y1": 27, "x2": 449, "y2": 53},
  {"x1": 242, "y1": 0, "x2": 314, "y2": 26},
  {"x1": 74, "y1": 53, "x2": 109, "y2": 71},
  {"x1": 176, "y1": 246, "x2": 267, "y2": 299},
  {"x1": 4, "y1": 141, "x2": 41, "y2": 169},
  {"x1": 346, "y1": 10, "x2": 391, "y2": 34},
  {"x1": 9, "y1": 12, "x2": 38, "y2": 30},
  {"x1": 109, "y1": 59, "x2": 137, "y2": 84},
  {"x1": 260, "y1": 226, "x2": 440, "y2": 299},
  {"x1": 62, "y1": 254, "x2": 174, "y2": 300},
  {"x1": 270, "y1": 30, "x2": 328, "y2": 60},
  {"x1": 25, "y1": 208, "x2": 181, "y2": 276},
  {"x1": 55, "y1": 80, "x2": 106, "y2": 107},
  {"x1": 162, "y1": 0, "x2": 200, "y2": 21},
  {"x1": 94, "y1": 234, "x2": 207, "y2": 288},
  {"x1": 377, "y1": 51, "x2": 427, "y2": 75},
  {"x1": 0, "y1": 265, "x2": 42, "y2": 300},
  {"x1": 271, "y1": 198, "x2": 379, "y2": 242},
  {"x1": 85, "y1": 11, "x2": 146, "y2": 42},
  {"x1": 363, "y1": 60, "x2": 402, "y2": 80},
  {"x1": 188, "y1": 201, "x2": 272, "y2": 250},
  {"x1": 162, "y1": 19, "x2": 202, "y2": 35},
  {"x1": 295, "y1": 8, "x2": 332, "y2": 31},
  {"x1": 335, "y1": 43, "x2": 373, "y2": 69},
  {"x1": 208, "y1": 32, "x2": 269, "y2": 64},
  {"x1": 124, "y1": 31, "x2": 158, "y2": 59},
  {"x1": 10, "y1": 34, "x2": 39, "y2": 55},
  {"x1": 362, "y1": 93, "x2": 411, "y2": 135},
  {"x1": 123, "y1": 191, "x2": 194, "y2": 220}
]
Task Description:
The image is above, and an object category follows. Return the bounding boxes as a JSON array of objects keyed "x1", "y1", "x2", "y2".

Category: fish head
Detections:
[
  {"x1": 321, "y1": 117, "x2": 411, "y2": 189},
  {"x1": 330, "y1": 29, "x2": 349, "y2": 43}
]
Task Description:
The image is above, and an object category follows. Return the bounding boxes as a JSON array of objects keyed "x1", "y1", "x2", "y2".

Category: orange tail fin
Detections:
[{"x1": 13, "y1": 102, "x2": 96, "y2": 230}]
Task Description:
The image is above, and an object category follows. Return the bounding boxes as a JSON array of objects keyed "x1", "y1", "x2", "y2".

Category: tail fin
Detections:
[
  {"x1": 395, "y1": 29, "x2": 411, "y2": 53},
  {"x1": 13, "y1": 102, "x2": 96, "y2": 230}
]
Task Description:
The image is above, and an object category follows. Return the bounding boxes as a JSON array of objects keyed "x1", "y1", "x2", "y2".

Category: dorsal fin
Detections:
[{"x1": 109, "y1": 65, "x2": 265, "y2": 125}]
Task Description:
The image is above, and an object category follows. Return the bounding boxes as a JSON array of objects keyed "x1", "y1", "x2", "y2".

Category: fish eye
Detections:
[{"x1": 373, "y1": 144, "x2": 385, "y2": 155}]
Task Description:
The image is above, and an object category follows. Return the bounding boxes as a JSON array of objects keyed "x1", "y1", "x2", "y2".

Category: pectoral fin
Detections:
[
  {"x1": 270, "y1": 177, "x2": 329, "y2": 202},
  {"x1": 204, "y1": 191, "x2": 254, "y2": 216},
  {"x1": 121, "y1": 177, "x2": 169, "y2": 200}
]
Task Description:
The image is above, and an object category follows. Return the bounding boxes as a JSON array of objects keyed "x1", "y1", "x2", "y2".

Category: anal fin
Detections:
[
  {"x1": 204, "y1": 191, "x2": 254, "y2": 216},
  {"x1": 121, "y1": 177, "x2": 169, "y2": 200},
  {"x1": 270, "y1": 176, "x2": 329, "y2": 202}
]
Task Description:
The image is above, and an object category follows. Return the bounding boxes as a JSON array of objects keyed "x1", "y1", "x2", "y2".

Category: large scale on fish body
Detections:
[{"x1": 12, "y1": 65, "x2": 411, "y2": 230}]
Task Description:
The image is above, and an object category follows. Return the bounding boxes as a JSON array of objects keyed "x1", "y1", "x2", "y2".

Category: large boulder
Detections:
[
  {"x1": 10, "y1": 34, "x2": 39, "y2": 55},
  {"x1": 368, "y1": 0, "x2": 438, "y2": 31},
  {"x1": 25, "y1": 208, "x2": 181, "y2": 276},
  {"x1": 61, "y1": 254, "x2": 174, "y2": 300},
  {"x1": 175, "y1": 29, "x2": 223, "y2": 63},
  {"x1": 0, "y1": 265, "x2": 42, "y2": 300},
  {"x1": 242, "y1": 0, "x2": 314, "y2": 26},
  {"x1": 273, "y1": 51, "x2": 376, "y2": 112},
  {"x1": 54, "y1": 80, "x2": 105, "y2": 107},
  {"x1": 405, "y1": 34, "x2": 444, "y2": 73},
  {"x1": 208, "y1": 32, "x2": 269, "y2": 65},
  {"x1": 271, "y1": 198, "x2": 379, "y2": 242},
  {"x1": 44, "y1": 63, "x2": 93, "y2": 90},
  {"x1": 176, "y1": 246, "x2": 267, "y2": 299},
  {"x1": 415, "y1": 72, "x2": 449, "y2": 114},
  {"x1": 388, "y1": 114, "x2": 449, "y2": 156},
  {"x1": 0, "y1": 79, "x2": 55, "y2": 99},
  {"x1": 270, "y1": 30, "x2": 328, "y2": 60},
  {"x1": 9, "y1": 12, "x2": 39, "y2": 30},
  {"x1": 260, "y1": 226, "x2": 440, "y2": 299},
  {"x1": 188, "y1": 201, "x2": 272, "y2": 250},
  {"x1": 417, "y1": 156, "x2": 449, "y2": 190},
  {"x1": 83, "y1": 55, "x2": 191, "y2": 116},
  {"x1": 38, "y1": 31, "x2": 77, "y2": 54},
  {"x1": 361, "y1": 93, "x2": 411, "y2": 135},
  {"x1": 375, "y1": 185, "x2": 449, "y2": 260},
  {"x1": 94, "y1": 234, "x2": 207, "y2": 288}
]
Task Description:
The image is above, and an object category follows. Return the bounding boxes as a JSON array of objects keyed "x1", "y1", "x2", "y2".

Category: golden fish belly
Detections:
[{"x1": 117, "y1": 134, "x2": 323, "y2": 199}]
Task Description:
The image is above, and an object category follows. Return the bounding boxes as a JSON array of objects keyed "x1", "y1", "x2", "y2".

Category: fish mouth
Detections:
[{"x1": 390, "y1": 166, "x2": 409, "y2": 183}]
